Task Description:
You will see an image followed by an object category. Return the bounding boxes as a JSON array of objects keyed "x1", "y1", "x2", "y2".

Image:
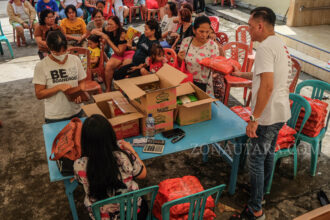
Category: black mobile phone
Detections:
[{"x1": 162, "y1": 128, "x2": 185, "y2": 138}]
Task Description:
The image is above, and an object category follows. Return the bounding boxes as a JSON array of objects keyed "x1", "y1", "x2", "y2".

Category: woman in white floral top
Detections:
[
  {"x1": 74, "y1": 114, "x2": 148, "y2": 220},
  {"x1": 178, "y1": 16, "x2": 220, "y2": 96}
]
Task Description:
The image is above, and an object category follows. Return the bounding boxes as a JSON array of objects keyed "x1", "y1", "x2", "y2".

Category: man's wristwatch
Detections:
[{"x1": 250, "y1": 115, "x2": 258, "y2": 122}]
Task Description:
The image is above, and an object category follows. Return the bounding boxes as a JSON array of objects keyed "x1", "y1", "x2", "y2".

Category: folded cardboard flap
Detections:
[
  {"x1": 109, "y1": 112, "x2": 144, "y2": 126},
  {"x1": 129, "y1": 74, "x2": 159, "y2": 86},
  {"x1": 156, "y1": 64, "x2": 187, "y2": 86},
  {"x1": 183, "y1": 98, "x2": 216, "y2": 108},
  {"x1": 191, "y1": 83, "x2": 214, "y2": 100},
  {"x1": 114, "y1": 79, "x2": 146, "y2": 100},
  {"x1": 83, "y1": 92, "x2": 144, "y2": 126},
  {"x1": 93, "y1": 91, "x2": 123, "y2": 102},
  {"x1": 177, "y1": 82, "x2": 217, "y2": 108},
  {"x1": 82, "y1": 103, "x2": 106, "y2": 117},
  {"x1": 114, "y1": 64, "x2": 187, "y2": 101},
  {"x1": 176, "y1": 82, "x2": 196, "y2": 96}
]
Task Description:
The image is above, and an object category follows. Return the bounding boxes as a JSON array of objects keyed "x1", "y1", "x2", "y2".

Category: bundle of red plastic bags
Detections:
[
  {"x1": 230, "y1": 106, "x2": 297, "y2": 151},
  {"x1": 275, "y1": 124, "x2": 297, "y2": 151},
  {"x1": 230, "y1": 106, "x2": 251, "y2": 122},
  {"x1": 152, "y1": 176, "x2": 216, "y2": 220},
  {"x1": 199, "y1": 56, "x2": 241, "y2": 74},
  {"x1": 294, "y1": 96, "x2": 328, "y2": 137}
]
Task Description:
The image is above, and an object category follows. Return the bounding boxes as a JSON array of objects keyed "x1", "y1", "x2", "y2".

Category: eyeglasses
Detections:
[{"x1": 46, "y1": 16, "x2": 55, "y2": 19}]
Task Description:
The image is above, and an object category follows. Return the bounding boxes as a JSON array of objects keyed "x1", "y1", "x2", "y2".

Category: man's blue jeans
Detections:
[
  {"x1": 59, "y1": 8, "x2": 84, "y2": 19},
  {"x1": 248, "y1": 122, "x2": 284, "y2": 211}
]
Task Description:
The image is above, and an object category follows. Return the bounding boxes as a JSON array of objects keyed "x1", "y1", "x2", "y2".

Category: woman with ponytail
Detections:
[
  {"x1": 113, "y1": 18, "x2": 161, "y2": 80},
  {"x1": 74, "y1": 114, "x2": 148, "y2": 220}
]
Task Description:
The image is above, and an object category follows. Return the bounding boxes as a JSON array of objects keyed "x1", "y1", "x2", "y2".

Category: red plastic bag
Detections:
[
  {"x1": 277, "y1": 124, "x2": 297, "y2": 138},
  {"x1": 230, "y1": 106, "x2": 252, "y2": 122},
  {"x1": 152, "y1": 176, "x2": 215, "y2": 220},
  {"x1": 275, "y1": 124, "x2": 297, "y2": 151},
  {"x1": 199, "y1": 56, "x2": 241, "y2": 74},
  {"x1": 176, "y1": 60, "x2": 193, "y2": 83},
  {"x1": 293, "y1": 96, "x2": 328, "y2": 137},
  {"x1": 146, "y1": 0, "x2": 159, "y2": 9},
  {"x1": 174, "y1": 208, "x2": 216, "y2": 220}
]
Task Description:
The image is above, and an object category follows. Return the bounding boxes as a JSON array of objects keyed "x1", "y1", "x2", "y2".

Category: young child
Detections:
[
  {"x1": 87, "y1": 34, "x2": 103, "y2": 83},
  {"x1": 88, "y1": 34, "x2": 101, "y2": 68},
  {"x1": 141, "y1": 44, "x2": 167, "y2": 75}
]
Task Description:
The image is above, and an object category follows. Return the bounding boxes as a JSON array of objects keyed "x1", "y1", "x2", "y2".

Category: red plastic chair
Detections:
[
  {"x1": 289, "y1": 57, "x2": 301, "y2": 94},
  {"x1": 13, "y1": 26, "x2": 33, "y2": 45},
  {"x1": 123, "y1": 0, "x2": 144, "y2": 23},
  {"x1": 236, "y1": 25, "x2": 254, "y2": 72},
  {"x1": 215, "y1": 32, "x2": 229, "y2": 46},
  {"x1": 209, "y1": 16, "x2": 220, "y2": 33},
  {"x1": 222, "y1": 42, "x2": 251, "y2": 106},
  {"x1": 235, "y1": 26, "x2": 254, "y2": 104},
  {"x1": 236, "y1": 26, "x2": 253, "y2": 54},
  {"x1": 68, "y1": 47, "x2": 102, "y2": 94}
]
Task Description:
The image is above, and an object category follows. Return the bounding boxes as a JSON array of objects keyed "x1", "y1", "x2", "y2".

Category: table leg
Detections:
[
  {"x1": 64, "y1": 179, "x2": 79, "y2": 220},
  {"x1": 202, "y1": 145, "x2": 209, "y2": 162},
  {"x1": 228, "y1": 140, "x2": 243, "y2": 195}
]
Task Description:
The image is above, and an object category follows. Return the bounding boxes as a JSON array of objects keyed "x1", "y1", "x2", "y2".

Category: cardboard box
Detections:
[
  {"x1": 294, "y1": 204, "x2": 330, "y2": 220},
  {"x1": 82, "y1": 92, "x2": 144, "y2": 139},
  {"x1": 114, "y1": 64, "x2": 187, "y2": 114},
  {"x1": 141, "y1": 111, "x2": 174, "y2": 136},
  {"x1": 175, "y1": 82, "x2": 217, "y2": 126}
]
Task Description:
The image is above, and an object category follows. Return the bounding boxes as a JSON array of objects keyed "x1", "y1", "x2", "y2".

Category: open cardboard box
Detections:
[
  {"x1": 82, "y1": 91, "x2": 143, "y2": 139},
  {"x1": 114, "y1": 64, "x2": 187, "y2": 114},
  {"x1": 175, "y1": 82, "x2": 217, "y2": 126}
]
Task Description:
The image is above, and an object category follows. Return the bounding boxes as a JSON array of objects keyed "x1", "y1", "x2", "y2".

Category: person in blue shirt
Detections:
[{"x1": 36, "y1": 0, "x2": 59, "y2": 18}]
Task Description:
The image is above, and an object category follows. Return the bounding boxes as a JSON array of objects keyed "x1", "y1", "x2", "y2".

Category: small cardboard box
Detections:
[
  {"x1": 175, "y1": 82, "x2": 217, "y2": 126},
  {"x1": 141, "y1": 111, "x2": 174, "y2": 136},
  {"x1": 82, "y1": 91, "x2": 144, "y2": 139},
  {"x1": 114, "y1": 64, "x2": 187, "y2": 114}
]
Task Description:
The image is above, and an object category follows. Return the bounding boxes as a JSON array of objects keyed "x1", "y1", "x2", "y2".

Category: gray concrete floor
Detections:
[{"x1": 1, "y1": 2, "x2": 330, "y2": 219}]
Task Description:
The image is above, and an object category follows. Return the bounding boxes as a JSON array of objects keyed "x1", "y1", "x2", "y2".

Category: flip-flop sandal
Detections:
[{"x1": 317, "y1": 190, "x2": 330, "y2": 206}]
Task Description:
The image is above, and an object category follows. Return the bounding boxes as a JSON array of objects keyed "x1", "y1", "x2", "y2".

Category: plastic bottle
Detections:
[{"x1": 145, "y1": 114, "x2": 155, "y2": 137}]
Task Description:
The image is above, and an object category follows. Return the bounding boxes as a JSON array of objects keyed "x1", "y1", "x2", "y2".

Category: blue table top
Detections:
[{"x1": 43, "y1": 101, "x2": 247, "y2": 182}]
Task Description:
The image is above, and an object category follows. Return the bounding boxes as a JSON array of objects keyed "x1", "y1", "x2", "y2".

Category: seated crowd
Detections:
[
  {"x1": 29, "y1": 1, "x2": 231, "y2": 219},
  {"x1": 26, "y1": 1, "x2": 305, "y2": 219},
  {"x1": 14, "y1": 0, "x2": 225, "y2": 95}
]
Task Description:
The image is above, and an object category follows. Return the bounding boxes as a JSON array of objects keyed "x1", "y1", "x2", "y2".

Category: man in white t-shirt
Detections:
[
  {"x1": 33, "y1": 30, "x2": 86, "y2": 123},
  {"x1": 230, "y1": 7, "x2": 291, "y2": 220}
]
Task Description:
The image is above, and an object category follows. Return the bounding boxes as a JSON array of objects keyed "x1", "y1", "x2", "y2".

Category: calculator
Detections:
[{"x1": 143, "y1": 144, "x2": 165, "y2": 154}]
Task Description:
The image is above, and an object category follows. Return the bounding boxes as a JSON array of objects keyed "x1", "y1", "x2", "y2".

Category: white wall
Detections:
[{"x1": 205, "y1": 0, "x2": 291, "y2": 18}]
